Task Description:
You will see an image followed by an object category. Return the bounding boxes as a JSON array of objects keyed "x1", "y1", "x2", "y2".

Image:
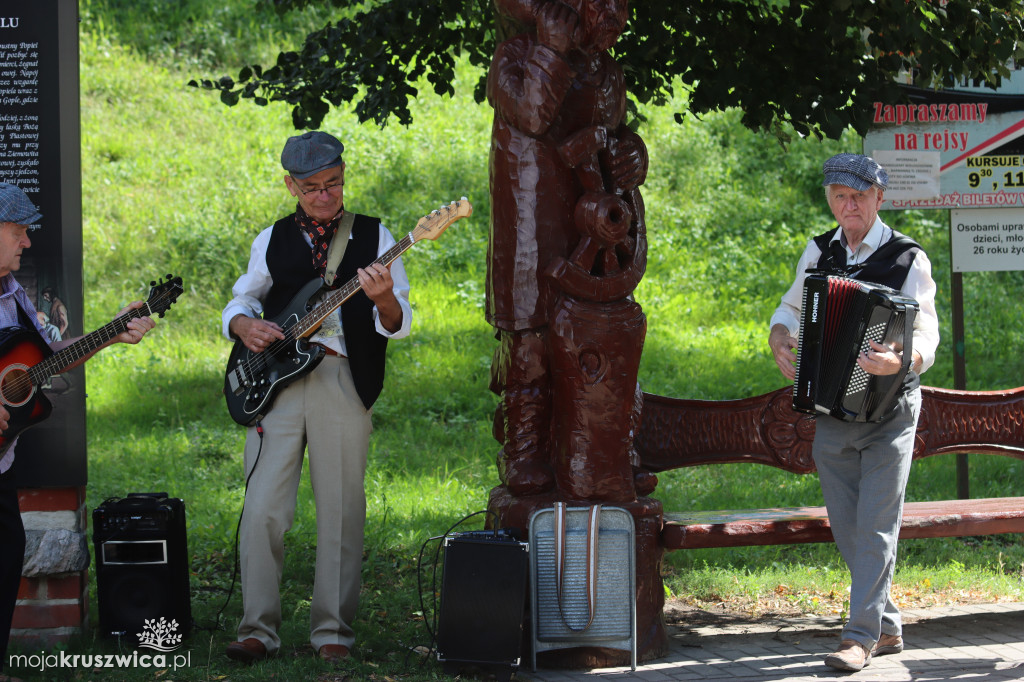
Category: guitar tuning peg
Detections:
[
  {"x1": 150, "y1": 280, "x2": 157, "y2": 286},
  {"x1": 166, "y1": 274, "x2": 173, "y2": 280}
]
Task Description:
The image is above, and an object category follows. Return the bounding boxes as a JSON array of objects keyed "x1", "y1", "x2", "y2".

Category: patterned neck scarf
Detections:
[{"x1": 294, "y1": 204, "x2": 344, "y2": 272}]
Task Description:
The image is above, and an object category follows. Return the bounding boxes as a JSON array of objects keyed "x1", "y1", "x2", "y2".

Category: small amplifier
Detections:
[
  {"x1": 94, "y1": 493, "x2": 181, "y2": 535},
  {"x1": 436, "y1": 530, "x2": 529, "y2": 680},
  {"x1": 93, "y1": 493, "x2": 191, "y2": 639}
]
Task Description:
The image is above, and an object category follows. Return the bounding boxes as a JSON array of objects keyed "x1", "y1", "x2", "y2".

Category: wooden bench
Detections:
[{"x1": 634, "y1": 385, "x2": 1024, "y2": 550}]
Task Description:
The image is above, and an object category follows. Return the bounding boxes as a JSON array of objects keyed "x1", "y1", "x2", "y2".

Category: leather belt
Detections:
[{"x1": 312, "y1": 343, "x2": 346, "y2": 358}]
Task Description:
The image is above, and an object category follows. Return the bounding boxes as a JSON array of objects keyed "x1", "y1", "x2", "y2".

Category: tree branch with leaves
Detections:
[{"x1": 189, "y1": 0, "x2": 1024, "y2": 140}]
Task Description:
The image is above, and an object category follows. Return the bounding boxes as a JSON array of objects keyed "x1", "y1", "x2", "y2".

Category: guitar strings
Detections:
[{"x1": 0, "y1": 287, "x2": 179, "y2": 402}]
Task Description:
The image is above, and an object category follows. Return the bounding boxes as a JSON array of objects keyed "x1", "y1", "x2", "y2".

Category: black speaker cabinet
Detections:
[
  {"x1": 436, "y1": 530, "x2": 528, "y2": 678},
  {"x1": 92, "y1": 493, "x2": 191, "y2": 639}
]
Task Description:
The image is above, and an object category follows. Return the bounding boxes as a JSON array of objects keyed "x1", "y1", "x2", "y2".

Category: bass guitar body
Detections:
[
  {"x1": 224, "y1": 279, "x2": 329, "y2": 426},
  {"x1": 0, "y1": 327, "x2": 55, "y2": 457}
]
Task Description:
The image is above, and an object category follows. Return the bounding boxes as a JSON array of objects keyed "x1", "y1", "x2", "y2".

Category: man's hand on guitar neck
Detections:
[
  {"x1": 112, "y1": 300, "x2": 156, "y2": 346},
  {"x1": 229, "y1": 314, "x2": 286, "y2": 354},
  {"x1": 47, "y1": 300, "x2": 158, "y2": 372},
  {"x1": 358, "y1": 263, "x2": 402, "y2": 333}
]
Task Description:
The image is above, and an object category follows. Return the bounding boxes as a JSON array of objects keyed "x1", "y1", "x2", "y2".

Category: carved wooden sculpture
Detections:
[
  {"x1": 485, "y1": 0, "x2": 668, "y2": 664},
  {"x1": 486, "y1": 0, "x2": 648, "y2": 502}
]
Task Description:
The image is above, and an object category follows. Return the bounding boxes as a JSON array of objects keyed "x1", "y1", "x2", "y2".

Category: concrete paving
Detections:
[{"x1": 516, "y1": 601, "x2": 1024, "y2": 681}]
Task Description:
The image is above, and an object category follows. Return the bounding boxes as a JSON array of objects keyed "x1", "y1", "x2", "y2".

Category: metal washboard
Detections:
[{"x1": 529, "y1": 503, "x2": 636, "y2": 670}]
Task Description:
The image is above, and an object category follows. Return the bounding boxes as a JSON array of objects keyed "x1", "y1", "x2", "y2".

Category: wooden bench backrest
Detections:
[{"x1": 636, "y1": 385, "x2": 1024, "y2": 475}]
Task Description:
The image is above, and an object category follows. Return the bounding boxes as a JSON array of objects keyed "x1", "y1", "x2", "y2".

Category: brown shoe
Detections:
[
  {"x1": 873, "y1": 633, "x2": 904, "y2": 656},
  {"x1": 225, "y1": 637, "x2": 269, "y2": 664},
  {"x1": 824, "y1": 639, "x2": 872, "y2": 672},
  {"x1": 317, "y1": 644, "x2": 350, "y2": 663}
]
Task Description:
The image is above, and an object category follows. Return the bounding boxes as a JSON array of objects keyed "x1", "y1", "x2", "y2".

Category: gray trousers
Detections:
[
  {"x1": 812, "y1": 388, "x2": 921, "y2": 649},
  {"x1": 237, "y1": 355, "x2": 372, "y2": 652}
]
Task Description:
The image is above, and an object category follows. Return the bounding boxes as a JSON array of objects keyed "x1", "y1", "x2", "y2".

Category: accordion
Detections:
[{"x1": 793, "y1": 274, "x2": 919, "y2": 423}]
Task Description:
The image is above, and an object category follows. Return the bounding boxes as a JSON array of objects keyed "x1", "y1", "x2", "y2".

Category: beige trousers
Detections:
[{"x1": 236, "y1": 355, "x2": 372, "y2": 652}]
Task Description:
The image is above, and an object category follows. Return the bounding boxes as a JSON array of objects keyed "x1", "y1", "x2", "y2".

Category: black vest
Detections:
[
  {"x1": 812, "y1": 226, "x2": 921, "y2": 290},
  {"x1": 264, "y1": 212, "x2": 389, "y2": 409},
  {"x1": 812, "y1": 225, "x2": 923, "y2": 395}
]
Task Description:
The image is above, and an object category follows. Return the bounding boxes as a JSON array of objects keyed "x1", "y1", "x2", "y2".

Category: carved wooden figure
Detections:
[
  {"x1": 485, "y1": 0, "x2": 669, "y2": 665},
  {"x1": 486, "y1": 0, "x2": 648, "y2": 501}
]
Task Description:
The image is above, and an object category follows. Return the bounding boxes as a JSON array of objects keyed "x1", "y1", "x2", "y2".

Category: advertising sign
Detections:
[{"x1": 864, "y1": 69, "x2": 1024, "y2": 210}]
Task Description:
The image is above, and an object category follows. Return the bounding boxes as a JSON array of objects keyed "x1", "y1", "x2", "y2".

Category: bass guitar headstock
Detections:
[{"x1": 411, "y1": 197, "x2": 472, "y2": 242}]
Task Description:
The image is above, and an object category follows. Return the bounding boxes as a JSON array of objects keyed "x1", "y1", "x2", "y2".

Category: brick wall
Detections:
[{"x1": 11, "y1": 486, "x2": 89, "y2": 647}]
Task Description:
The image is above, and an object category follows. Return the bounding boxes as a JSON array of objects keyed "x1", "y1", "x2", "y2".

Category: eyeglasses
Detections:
[{"x1": 293, "y1": 180, "x2": 344, "y2": 197}]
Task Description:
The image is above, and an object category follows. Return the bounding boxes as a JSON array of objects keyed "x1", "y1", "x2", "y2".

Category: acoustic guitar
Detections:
[{"x1": 0, "y1": 274, "x2": 183, "y2": 456}]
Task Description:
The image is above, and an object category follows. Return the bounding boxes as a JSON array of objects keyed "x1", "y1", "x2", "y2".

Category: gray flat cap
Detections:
[
  {"x1": 0, "y1": 182, "x2": 42, "y2": 225},
  {"x1": 281, "y1": 131, "x2": 345, "y2": 179},
  {"x1": 822, "y1": 153, "x2": 888, "y2": 190}
]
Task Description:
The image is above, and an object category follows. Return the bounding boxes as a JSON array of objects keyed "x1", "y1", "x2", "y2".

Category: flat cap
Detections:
[
  {"x1": 0, "y1": 182, "x2": 42, "y2": 225},
  {"x1": 281, "y1": 131, "x2": 345, "y2": 179},
  {"x1": 822, "y1": 153, "x2": 888, "y2": 191}
]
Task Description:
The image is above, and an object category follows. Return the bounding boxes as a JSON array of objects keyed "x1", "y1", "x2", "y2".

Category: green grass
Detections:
[{"x1": 5, "y1": 2, "x2": 1024, "y2": 680}]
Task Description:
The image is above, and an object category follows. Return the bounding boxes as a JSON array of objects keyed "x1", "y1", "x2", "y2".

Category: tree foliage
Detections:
[{"x1": 190, "y1": 0, "x2": 1024, "y2": 140}]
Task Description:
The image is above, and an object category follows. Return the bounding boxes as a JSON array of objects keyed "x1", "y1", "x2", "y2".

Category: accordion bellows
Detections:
[{"x1": 793, "y1": 274, "x2": 919, "y2": 423}]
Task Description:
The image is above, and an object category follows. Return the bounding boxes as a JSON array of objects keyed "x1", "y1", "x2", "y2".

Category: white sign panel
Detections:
[
  {"x1": 871, "y1": 150, "x2": 940, "y2": 200},
  {"x1": 950, "y1": 208, "x2": 1024, "y2": 272}
]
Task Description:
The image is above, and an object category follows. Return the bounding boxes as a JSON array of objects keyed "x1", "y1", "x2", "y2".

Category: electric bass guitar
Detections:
[
  {"x1": 224, "y1": 198, "x2": 472, "y2": 426},
  {"x1": 0, "y1": 274, "x2": 184, "y2": 457}
]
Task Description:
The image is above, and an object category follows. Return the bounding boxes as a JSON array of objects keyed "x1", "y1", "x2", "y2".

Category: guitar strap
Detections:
[{"x1": 323, "y1": 211, "x2": 356, "y2": 287}]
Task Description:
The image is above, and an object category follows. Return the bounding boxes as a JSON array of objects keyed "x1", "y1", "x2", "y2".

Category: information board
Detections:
[{"x1": 0, "y1": 4, "x2": 85, "y2": 487}]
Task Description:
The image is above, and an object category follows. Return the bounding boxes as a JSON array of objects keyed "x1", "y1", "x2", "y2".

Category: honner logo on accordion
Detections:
[{"x1": 793, "y1": 274, "x2": 919, "y2": 423}]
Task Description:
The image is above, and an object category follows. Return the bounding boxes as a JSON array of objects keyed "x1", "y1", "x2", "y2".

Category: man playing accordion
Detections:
[{"x1": 768, "y1": 153, "x2": 940, "y2": 672}]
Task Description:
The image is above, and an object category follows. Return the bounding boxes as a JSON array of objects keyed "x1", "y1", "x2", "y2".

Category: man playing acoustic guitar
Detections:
[
  {"x1": 0, "y1": 182, "x2": 156, "y2": 680},
  {"x1": 221, "y1": 131, "x2": 411, "y2": 665}
]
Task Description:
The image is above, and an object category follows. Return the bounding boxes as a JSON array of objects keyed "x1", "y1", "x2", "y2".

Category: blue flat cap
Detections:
[
  {"x1": 0, "y1": 182, "x2": 42, "y2": 225},
  {"x1": 822, "y1": 153, "x2": 888, "y2": 190},
  {"x1": 281, "y1": 131, "x2": 344, "y2": 179}
]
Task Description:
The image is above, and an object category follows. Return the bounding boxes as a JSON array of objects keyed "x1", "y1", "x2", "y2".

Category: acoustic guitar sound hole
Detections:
[{"x1": 0, "y1": 366, "x2": 33, "y2": 407}]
